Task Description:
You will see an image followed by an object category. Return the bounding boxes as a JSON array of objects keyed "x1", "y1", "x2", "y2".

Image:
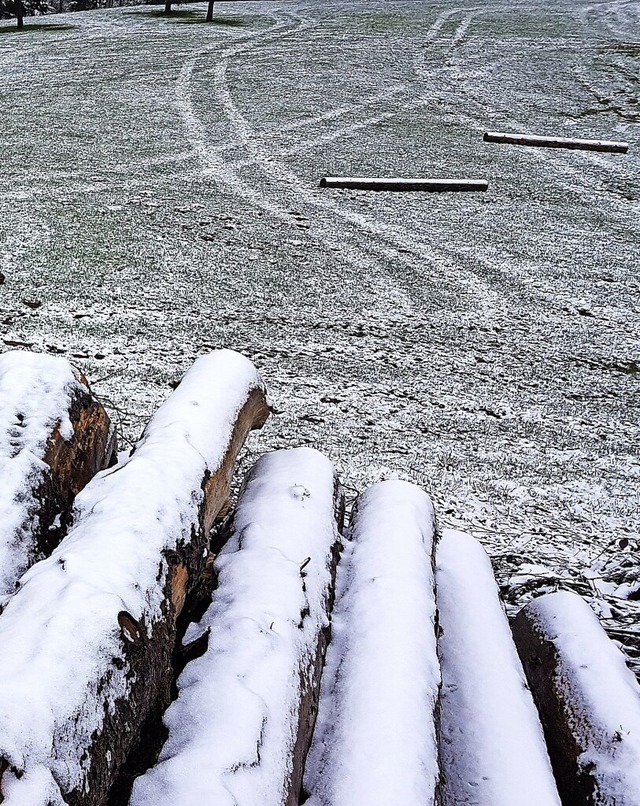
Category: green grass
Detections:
[
  {"x1": 0, "y1": 22, "x2": 75, "y2": 34},
  {"x1": 125, "y1": 8, "x2": 247, "y2": 25}
]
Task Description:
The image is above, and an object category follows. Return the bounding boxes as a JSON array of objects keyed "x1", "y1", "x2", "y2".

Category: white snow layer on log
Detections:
[
  {"x1": 130, "y1": 447, "x2": 342, "y2": 806},
  {"x1": 0, "y1": 351, "x2": 83, "y2": 596},
  {"x1": 514, "y1": 590, "x2": 640, "y2": 803},
  {"x1": 436, "y1": 530, "x2": 561, "y2": 806},
  {"x1": 303, "y1": 479, "x2": 440, "y2": 806},
  {"x1": 0, "y1": 350, "x2": 265, "y2": 804}
]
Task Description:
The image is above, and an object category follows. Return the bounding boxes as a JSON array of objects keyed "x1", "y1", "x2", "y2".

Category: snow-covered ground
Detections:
[{"x1": 0, "y1": 0, "x2": 639, "y2": 665}]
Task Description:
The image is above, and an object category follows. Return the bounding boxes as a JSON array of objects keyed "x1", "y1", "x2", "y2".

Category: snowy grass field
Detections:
[{"x1": 1, "y1": 0, "x2": 639, "y2": 659}]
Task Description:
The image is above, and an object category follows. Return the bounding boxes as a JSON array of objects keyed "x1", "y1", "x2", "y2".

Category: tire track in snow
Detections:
[{"x1": 211, "y1": 49, "x2": 499, "y2": 318}]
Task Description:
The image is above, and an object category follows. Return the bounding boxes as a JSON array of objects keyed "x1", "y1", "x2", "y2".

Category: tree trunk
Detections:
[
  {"x1": 16, "y1": 0, "x2": 24, "y2": 29},
  {"x1": 130, "y1": 448, "x2": 344, "y2": 806},
  {"x1": 206, "y1": 0, "x2": 214, "y2": 22},
  {"x1": 0, "y1": 351, "x2": 269, "y2": 805},
  {"x1": 0, "y1": 352, "x2": 116, "y2": 599},
  {"x1": 164, "y1": 0, "x2": 171, "y2": 14},
  {"x1": 512, "y1": 591, "x2": 640, "y2": 805}
]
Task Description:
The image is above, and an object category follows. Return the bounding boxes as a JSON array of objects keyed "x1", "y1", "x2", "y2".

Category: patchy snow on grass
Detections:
[
  {"x1": 437, "y1": 530, "x2": 560, "y2": 805},
  {"x1": 130, "y1": 446, "x2": 342, "y2": 806},
  {"x1": 303, "y1": 479, "x2": 439, "y2": 806},
  {"x1": 0, "y1": 349, "x2": 264, "y2": 802},
  {"x1": 514, "y1": 590, "x2": 640, "y2": 803},
  {"x1": 0, "y1": 351, "x2": 85, "y2": 598}
]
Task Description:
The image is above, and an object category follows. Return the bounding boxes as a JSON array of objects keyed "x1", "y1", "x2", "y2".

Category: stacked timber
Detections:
[
  {"x1": 436, "y1": 530, "x2": 561, "y2": 805},
  {"x1": 130, "y1": 447, "x2": 344, "y2": 806},
  {"x1": 513, "y1": 591, "x2": 640, "y2": 805},
  {"x1": 303, "y1": 480, "x2": 440, "y2": 806},
  {"x1": 0, "y1": 351, "x2": 115, "y2": 599},
  {"x1": 0, "y1": 349, "x2": 268, "y2": 805}
]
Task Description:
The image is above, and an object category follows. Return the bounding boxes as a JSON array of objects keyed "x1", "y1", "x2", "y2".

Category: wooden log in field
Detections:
[
  {"x1": 436, "y1": 530, "x2": 561, "y2": 806},
  {"x1": 0, "y1": 351, "x2": 116, "y2": 599},
  {"x1": 483, "y1": 131, "x2": 629, "y2": 153},
  {"x1": 303, "y1": 480, "x2": 440, "y2": 806},
  {"x1": 319, "y1": 176, "x2": 489, "y2": 192},
  {"x1": 512, "y1": 590, "x2": 640, "y2": 805},
  {"x1": 0, "y1": 350, "x2": 269, "y2": 805},
  {"x1": 130, "y1": 447, "x2": 344, "y2": 806}
]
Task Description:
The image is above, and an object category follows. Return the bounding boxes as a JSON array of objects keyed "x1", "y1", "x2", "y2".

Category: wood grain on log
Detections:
[
  {"x1": 512, "y1": 591, "x2": 640, "y2": 805},
  {"x1": 0, "y1": 350, "x2": 268, "y2": 806},
  {"x1": 0, "y1": 351, "x2": 116, "y2": 598},
  {"x1": 129, "y1": 447, "x2": 344, "y2": 806},
  {"x1": 483, "y1": 131, "x2": 629, "y2": 153},
  {"x1": 319, "y1": 177, "x2": 489, "y2": 191}
]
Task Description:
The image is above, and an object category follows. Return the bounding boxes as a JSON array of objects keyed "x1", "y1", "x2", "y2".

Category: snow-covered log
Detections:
[
  {"x1": 303, "y1": 480, "x2": 440, "y2": 806},
  {"x1": 0, "y1": 351, "x2": 116, "y2": 599},
  {"x1": 483, "y1": 131, "x2": 629, "y2": 153},
  {"x1": 130, "y1": 447, "x2": 344, "y2": 806},
  {"x1": 0, "y1": 350, "x2": 268, "y2": 805},
  {"x1": 436, "y1": 530, "x2": 561, "y2": 806},
  {"x1": 512, "y1": 590, "x2": 640, "y2": 805},
  {"x1": 319, "y1": 176, "x2": 488, "y2": 192}
]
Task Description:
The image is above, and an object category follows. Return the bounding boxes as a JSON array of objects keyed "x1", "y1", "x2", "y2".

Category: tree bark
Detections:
[
  {"x1": 206, "y1": 0, "x2": 214, "y2": 22},
  {"x1": 512, "y1": 591, "x2": 640, "y2": 805},
  {"x1": 164, "y1": 0, "x2": 171, "y2": 14},
  {"x1": 0, "y1": 352, "x2": 116, "y2": 599},
  {"x1": 0, "y1": 351, "x2": 269, "y2": 805},
  {"x1": 15, "y1": 0, "x2": 24, "y2": 29}
]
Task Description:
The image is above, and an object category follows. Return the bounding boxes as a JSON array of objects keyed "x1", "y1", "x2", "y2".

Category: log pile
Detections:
[
  {"x1": 0, "y1": 349, "x2": 269, "y2": 804},
  {"x1": 0, "y1": 348, "x2": 636, "y2": 806}
]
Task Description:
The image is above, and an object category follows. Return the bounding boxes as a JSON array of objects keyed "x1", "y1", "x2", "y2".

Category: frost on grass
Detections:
[
  {"x1": 436, "y1": 530, "x2": 560, "y2": 806},
  {"x1": 304, "y1": 479, "x2": 440, "y2": 806},
  {"x1": 0, "y1": 350, "x2": 112, "y2": 600},
  {"x1": 130, "y1": 447, "x2": 343, "y2": 806},
  {"x1": 513, "y1": 590, "x2": 640, "y2": 805},
  {"x1": 0, "y1": 349, "x2": 266, "y2": 804}
]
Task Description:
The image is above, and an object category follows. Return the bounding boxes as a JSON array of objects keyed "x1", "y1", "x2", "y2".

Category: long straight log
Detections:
[
  {"x1": 303, "y1": 479, "x2": 440, "y2": 806},
  {"x1": 0, "y1": 351, "x2": 116, "y2": 599},
  {"x1": 0, "y1": 350, "x2": 269, "y2": 805},
  {"x1": 436, "y1": 530, "x2": 561, "y2": 806},
  {"x1": 130, "y1": 447, "x2": 344, "y2": 806},
  {"x1": 483, "y1": 131, "x2": 629, "y2": 153},
  {"x1": 512, "y1": 591, "x2": 640, "y2": 805},
  {"x1": 319, "y1": 176, "x2": 489, "y2": 192}
]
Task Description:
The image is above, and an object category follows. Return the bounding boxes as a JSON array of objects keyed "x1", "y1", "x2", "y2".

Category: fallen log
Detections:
[
  {"x1": 303, "y1": 480, "x2": 440, "y2": 806},
  {"x1": 319, "y1": 176, "x2": 489, "y2": 192},
  {"x1": 436, "y1": 530, "x2": 561, "y2": 806},
  {"x1": 130, "y1": 447, "x2": 344, "y2": 806},
  {"x1": 0, "y1": 351, "x2": 116, "y2": 599},
  {"x1": 512, "y1": 590, "x2": 640, "y2": 805},
  {"x1": 0, "y1": 349, "x2": 268, "y2": 805},
  {"x1": 483, "y1": 131, "x2": 629, "y2": 153}
]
